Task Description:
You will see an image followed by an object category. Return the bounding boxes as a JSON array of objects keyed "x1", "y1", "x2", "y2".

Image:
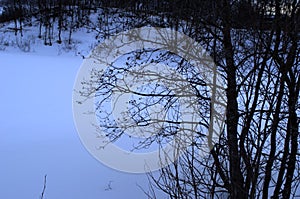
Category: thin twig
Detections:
[{"x1": 40, "y1": 175, "x2": 47, "y2": 199}]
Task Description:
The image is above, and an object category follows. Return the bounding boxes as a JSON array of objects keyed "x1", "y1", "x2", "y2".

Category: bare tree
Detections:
[{"x1": 75, "y1": 0, "x2": 300, "y2": 198}]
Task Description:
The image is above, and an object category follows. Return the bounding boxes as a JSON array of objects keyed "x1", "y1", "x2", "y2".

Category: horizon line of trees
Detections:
[{"x1": 0, "y1": 0, "x2": 299, "y2": 46}]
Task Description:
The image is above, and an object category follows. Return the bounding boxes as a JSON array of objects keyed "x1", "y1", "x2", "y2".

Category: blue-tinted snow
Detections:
[{"x1": 0, "y1": 52, "x2": 163, "y2": 199}]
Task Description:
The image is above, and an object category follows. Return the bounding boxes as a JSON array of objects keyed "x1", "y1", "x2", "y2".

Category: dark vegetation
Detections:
[{"x1": 0, "y1": 0, "x2": 298, "y2": 45}]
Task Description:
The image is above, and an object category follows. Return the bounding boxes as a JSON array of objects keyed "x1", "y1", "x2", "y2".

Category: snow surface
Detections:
[
  {"x1": 0, "y1": 52, "x2": 164, "y2": 199},
  {"x1": 0, "y1": 10, "x2": 169, "y2": 198}
]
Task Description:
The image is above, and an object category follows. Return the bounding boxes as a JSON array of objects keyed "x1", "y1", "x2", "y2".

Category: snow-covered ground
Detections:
[
  {"x1": 0, "y1": 51, "x2": 164, "y2": 198},
  {"x1": 0, "y1": 10, "x2": 170, "y2": 198}
]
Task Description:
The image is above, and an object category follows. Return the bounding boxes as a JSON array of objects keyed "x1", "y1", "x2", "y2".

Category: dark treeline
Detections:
[
  {"x1": 0, "y1": 0, "x2": 101, "y2": 45},
  {"x1": 0, "y1": 0, "x2": 299, "y2": 46}
]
